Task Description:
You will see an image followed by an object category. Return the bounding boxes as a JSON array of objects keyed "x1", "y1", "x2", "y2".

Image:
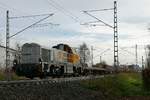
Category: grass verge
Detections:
[
  {"x1": 0, "y1": 70, "x2": 26, "y2": 80},
  {"x1": 80, "y1": 72, "x2": 150, "y2": 97}
]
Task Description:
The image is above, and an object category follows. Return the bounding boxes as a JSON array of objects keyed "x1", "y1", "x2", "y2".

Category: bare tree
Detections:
[
  {"x1": 14, "y1": 42, "x2": 21, "y2": 64},
  {"x1": 146, "y1": 45, "x2": 150, "y2": 68},
  {"x1": 79, "y1": 43, "x2": 90, "y2": 67}
]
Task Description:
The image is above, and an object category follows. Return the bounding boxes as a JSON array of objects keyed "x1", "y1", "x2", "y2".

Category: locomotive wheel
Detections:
[
  {"x1": 39, "y1": 72, "x2": 47, "y2": 79},
  {"x1": 27, "y1": 75, "x2": 34, "y2": 79}
]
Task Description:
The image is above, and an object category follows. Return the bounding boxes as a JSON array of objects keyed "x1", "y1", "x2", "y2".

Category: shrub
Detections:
[{"x1": 142, "y1": 68, "x2": 150, "y2": 90}]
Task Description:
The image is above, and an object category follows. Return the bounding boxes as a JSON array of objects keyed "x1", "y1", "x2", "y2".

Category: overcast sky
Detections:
[{"x1": 0, "y1": 0, "x2": 150, "y2": 66}]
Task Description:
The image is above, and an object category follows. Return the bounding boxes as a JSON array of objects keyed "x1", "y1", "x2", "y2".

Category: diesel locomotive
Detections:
[{"x1": 14, "y1": 43, "x2": 82, "y2": 78}]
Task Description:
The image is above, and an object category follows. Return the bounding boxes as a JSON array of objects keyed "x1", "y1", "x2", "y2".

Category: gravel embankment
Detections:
[{"x1": 0, "y1": 81, "x2": 103, "y2": 100}]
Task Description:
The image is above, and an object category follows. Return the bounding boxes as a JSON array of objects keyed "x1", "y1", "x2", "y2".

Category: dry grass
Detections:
[{"x1": 0, "y1": 68, "x2": 27, "y2": 80}]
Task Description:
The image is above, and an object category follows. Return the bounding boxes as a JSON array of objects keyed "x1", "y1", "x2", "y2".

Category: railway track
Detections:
[
  {"x1": 0, "y1": 75, "x2": 107, "y2": 100},
  {"x1": 0, "y1": 75, "x2": 105, "y2": 87}
]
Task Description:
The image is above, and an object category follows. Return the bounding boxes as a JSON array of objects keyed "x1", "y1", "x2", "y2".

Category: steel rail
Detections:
[{"x1": 0, "y1": 75, "x2": 108, "y2": 86}]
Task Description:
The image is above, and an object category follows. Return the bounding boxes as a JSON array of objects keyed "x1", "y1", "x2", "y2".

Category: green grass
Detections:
[
  {"x1": 0, "y1": 71, "x2": 5, "y2": 80},
  {"x1": 80, "y1": 73, "x2": 150, "y2": 96}
]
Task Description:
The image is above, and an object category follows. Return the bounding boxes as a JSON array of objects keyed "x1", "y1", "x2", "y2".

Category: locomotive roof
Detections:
[
  {"x1": 53, "y1": 43, "x2": 75, "y2": 53},
  {"x1": 22, "y1": 43, "x2": 78, "y2": 54},
  {"x1": 22, "y1": 43, "x2": 50, "y2": 49},
  {"x1": 23, "y1": 43, "x2": 40, "y2": 47}
]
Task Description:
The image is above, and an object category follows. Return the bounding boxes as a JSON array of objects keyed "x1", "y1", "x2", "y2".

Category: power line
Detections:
[
  {"x1": 0, "y1": 1, "x2": 34, "y2": 16},
  {"x1": 46, "y1": 0, "x2": 80, "y2": 23},
  {"x1": 46, "y1": 0, "x2": 76, "y2": 21},
  {"x1": 0, "y1": 0, "x2": 50, "y2": 35},
  {"x1": 84, "y1": 8, "x2": 114, "y2": 12},
  {"x1": 0, "y1": 45, "x2": 16, "y2": 52},
  {"x1": 0, "y1": 1, "x2": 21, "y2": 12},
  {"x1": 94, "y1": 48, "x2": 111, "y2": 58},
  {"x1": 30, "y1": 22, "x2": 59, "y2": 28},
  {"x1": 51, "y1": 0, "x2": 79, "y2": 19},
  {"x1": 50, "y1": 0, "x2": 80, "y2": 21},
  {"x1": 9, "y1": 13, "x2": 53, "y2": 19},
  {"x1": 9, "y1": 13, "x2": 54, "y2": 38},
  {"x1": 83, "y1": 11, "x2": 114, "y2": 28},
  {"x1": 81, "y1": 21, "x2": 100, "y2": 25},
  {"x1": 119, "y1": 48, "x2": 135, "y2": 56}
]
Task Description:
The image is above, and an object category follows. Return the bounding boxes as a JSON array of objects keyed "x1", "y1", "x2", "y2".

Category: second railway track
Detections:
[{"x1": 0, "y1": 75, "x2": 105, "y2": 87}]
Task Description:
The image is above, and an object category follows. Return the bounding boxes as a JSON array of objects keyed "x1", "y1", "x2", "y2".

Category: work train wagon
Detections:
[{"x1": 14, "y1": 43, "x2": 81, "y2": 78}]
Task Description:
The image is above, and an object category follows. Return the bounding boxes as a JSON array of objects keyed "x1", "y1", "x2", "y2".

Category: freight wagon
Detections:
[{"x1": 14, "y1": 43, "x2": 81, "y2": 78}]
